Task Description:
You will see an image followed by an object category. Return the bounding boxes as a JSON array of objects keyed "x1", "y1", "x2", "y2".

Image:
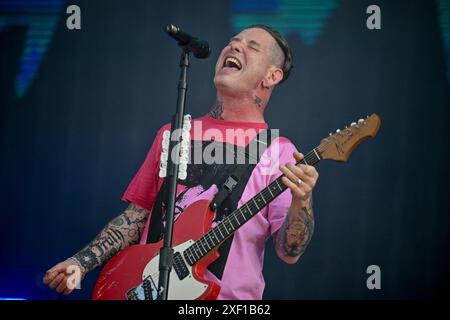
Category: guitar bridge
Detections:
[{"x1": 126, "y1": 275, "x2": 158, "y2": 300}]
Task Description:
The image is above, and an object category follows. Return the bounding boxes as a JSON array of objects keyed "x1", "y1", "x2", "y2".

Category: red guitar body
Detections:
[{"x1": 91, "y1": 200, "x2": 221, "y2": 300}]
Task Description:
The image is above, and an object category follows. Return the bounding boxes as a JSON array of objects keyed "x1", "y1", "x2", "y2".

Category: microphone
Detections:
[{"x1": 165, "y1": 24, "x2": 211, "y2": 59}]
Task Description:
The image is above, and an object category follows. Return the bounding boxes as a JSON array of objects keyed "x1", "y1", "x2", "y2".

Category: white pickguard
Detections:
[{"x1": 142, "y1": 240, "x2": 209, "y2": 300}]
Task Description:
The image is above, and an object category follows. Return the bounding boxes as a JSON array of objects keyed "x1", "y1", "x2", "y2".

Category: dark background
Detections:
[{"x1": 0, "y1": 0, "x2": 449, "y2": 299}]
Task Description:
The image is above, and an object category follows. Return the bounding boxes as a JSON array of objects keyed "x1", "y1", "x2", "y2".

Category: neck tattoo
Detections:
[
  {"x1": 254, "y1": 95, "x2": 263, "y2": 108},
  {"x1": 210, "y1": 99, "x2": 224, "y2": 120}
]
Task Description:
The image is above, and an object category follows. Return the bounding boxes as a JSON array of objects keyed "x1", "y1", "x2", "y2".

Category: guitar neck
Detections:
[{"x1": 182, "y1": 147, "x2": 322, "y2": 266}]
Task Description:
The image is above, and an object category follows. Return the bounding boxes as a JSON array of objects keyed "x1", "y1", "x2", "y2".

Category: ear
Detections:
[{"x1": 262, "y1": 67, "x2": 284, "y2": 89}]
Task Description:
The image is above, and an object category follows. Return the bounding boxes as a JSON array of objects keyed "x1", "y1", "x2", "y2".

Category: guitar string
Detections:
[
  {"x1": 183, "y1": 149, "x2": 321, "y2": 264},
  {"x1": 139, "y1": 148, "x2": 324, "y2": 286}
]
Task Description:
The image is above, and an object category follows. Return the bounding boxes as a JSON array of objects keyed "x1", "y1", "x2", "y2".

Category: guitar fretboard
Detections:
[{"x1": 182, "y1": 147, "x2": 322, "y2": 266}]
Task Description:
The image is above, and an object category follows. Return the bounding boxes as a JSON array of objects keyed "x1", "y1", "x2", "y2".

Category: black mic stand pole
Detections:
[{"x1": 157, "y1": 49, "x2": 190, "y2": 300}]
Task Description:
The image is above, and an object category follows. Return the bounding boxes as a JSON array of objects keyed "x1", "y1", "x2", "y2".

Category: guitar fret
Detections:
[
  {"x1": 191, "y1": 245, "x2": 200, "y2": 260},
  {"x1": 205, "y1": 234, "x2": 214, "y2": 248},
  {"x1": 263, "y1": 189, "x2": 272, "y2": 202},
  {"x1": 253, "y1": 198, "x2": 260, "y2": 211},
  {"x1": 228, "y1": 217, "x2": 236, "y2": 229},
  {"x1": 224, "y1": 221, "x2": 232, "y2": 234},
  {"x1": 206, "y1": 233, "x2": 215, "y2": 248},
  {"x1": 245, "y1": 203, "x2": 252, "y2": 217},
  {"x1": 195, "y1": 244, "x2": 204, "y2": 258},
  {"x1": 184, "y1": 248, "x2": 192, "y2": 261},
  {"x1": 220, "y1": 222, "x2": 227, "y2": 235},
  {"x1": 276, "y1": 179, "x2": 284, "y2": 192},
  {"x1": 272, "y1": 183, "x2": 279, "y2": 194},
  {"x1": 268, "y1": 186, "x2": 274, "y2": 197},
  {"x1": 187, "y1": 254, "x2": 194, "y2": 265},
  {"x1": 228, "y1": 220, "x2": 234, "y2": 232},
  {"x1": 260, "y1": 192, "x2": 267, "y2": 203},
  {"x1": 313, "y1": 148, "x2": 320, "y2": 161},
  {"x1": 199, "y1": 239, "x2": 207, "y2": 253},
  {"x1": 210, "y1": 231, "x2": 218, "y2": 243},
  {"x1": 183, "y1": 251, "x2": 193, "y2": 265},
  {"x1": 240, "y1": 210, "x2": 247, "y2": 222},
  {"x1": 217, "y1": 226, "x2": 225, "y2": 239},
  {"x1": 238, "y1": 208, "x2": 247, "y2": 222},
  {"x1": 202, "y1": 238, "x2": 211, "y2": 251},
  {"x1": 232, "y1": 213, "x2": 241, "y2": 227},
  {"x1": 275, "y1": 179, "x2": 281, "y2": 190}
]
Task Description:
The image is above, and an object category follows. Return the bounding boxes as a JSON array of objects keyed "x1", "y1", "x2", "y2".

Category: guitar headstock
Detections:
[{"x1": 317, "y1": 114, "x2": 381, "y2": 162}]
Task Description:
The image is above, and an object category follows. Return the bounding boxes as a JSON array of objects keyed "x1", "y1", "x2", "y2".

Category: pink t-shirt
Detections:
[{"x1": 122, "y1": 115, "x2": 297, "y2": 299}]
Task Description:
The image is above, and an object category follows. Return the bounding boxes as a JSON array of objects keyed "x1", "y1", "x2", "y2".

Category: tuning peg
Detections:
[
  {"x1": 358, "y1": 119, "x2": 364, "y2": 124},
  {"x1": 336, "y1": 129, "x2": 340, "y2": 133},
  {"x1": 329, "y1": 132, "x2": 332, "y2": 136},
  {"x1": 350, "y1": 122, "x2": 356, "y2": 126}
]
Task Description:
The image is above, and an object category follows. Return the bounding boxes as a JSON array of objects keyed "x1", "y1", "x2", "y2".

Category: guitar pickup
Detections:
[{"x1": 173, "y1": 251, "x2": 189, "y2": 280}]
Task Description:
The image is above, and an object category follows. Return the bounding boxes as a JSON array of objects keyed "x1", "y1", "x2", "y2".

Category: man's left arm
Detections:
[{"x1": 274, "y1": 151, "x2": 319, "y2": 264}]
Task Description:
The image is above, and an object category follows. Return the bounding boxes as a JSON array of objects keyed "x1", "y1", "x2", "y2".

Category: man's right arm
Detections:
[
  {"x1": 43, "y1": 203, "x2": 150, "y2": 295},
  {"x1": 72, "y1": 203, "x2": 149, "y2": 273}
]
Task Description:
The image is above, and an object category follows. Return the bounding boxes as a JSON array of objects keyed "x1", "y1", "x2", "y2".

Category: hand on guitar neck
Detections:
[
  {"x1": 276, "y1": 151, "x2": 318, "y2": 264},
  {"x1": 280, "y1": 151, "x2": 318, "y2": 210}
]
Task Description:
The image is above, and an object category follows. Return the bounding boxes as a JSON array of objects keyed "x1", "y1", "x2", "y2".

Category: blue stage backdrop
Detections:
[{"x1": 0, "y1": 0, "x2": 449, "y2": 300}]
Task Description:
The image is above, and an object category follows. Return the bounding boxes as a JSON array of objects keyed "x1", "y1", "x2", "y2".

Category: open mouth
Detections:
[{"x1": 222, "y1": 56, "x2": 242, "y2": 71}]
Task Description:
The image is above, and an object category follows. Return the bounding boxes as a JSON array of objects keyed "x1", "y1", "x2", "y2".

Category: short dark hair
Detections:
[{"x1": 247, "y1": 24, "x2": 293, "y2": 84}]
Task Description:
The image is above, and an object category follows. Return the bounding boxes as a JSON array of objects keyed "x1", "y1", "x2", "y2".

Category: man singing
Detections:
[{"x1": 43, "y1": 24, "x2": 319, "y2": 299}]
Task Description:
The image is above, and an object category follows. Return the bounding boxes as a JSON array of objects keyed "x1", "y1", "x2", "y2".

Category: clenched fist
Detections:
[{"x1": 43, "y1": 258, "x2": 85, "y2": 295}]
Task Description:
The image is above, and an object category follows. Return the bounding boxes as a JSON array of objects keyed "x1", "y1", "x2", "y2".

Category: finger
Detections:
[
  {"x1": 299, "y1": 164, "x2": 318, "y2": 179},
  {"x1": 293, "y1": 152, "x2": 304, "y2": 162},
  {"x1": 56, "y1": 276, "x2": 69, "y2": 293},
  {"x1": 284, "y1": 164, "x2": 314, "y2": 189},
  {"x1": 280, "y1": 164, "x2": 307, "y2": 189},
  {"x1": 279, "y1": 164, "x2": 300, "y2": 184},
  {"x1": 44, "y1": 261, "x2": 70, "y2": 284},
  {"x1": 63, "y1": 287, "x2": 74, "y2": 296},
  {"x1": 43, "y1": 270, "x2": 58, "y2": 284},
  {"x1": 49, "y1": 273, "x2": 65, "y2": 289},
  {"x1": 48, "y1": 262, "x2": 68, "y2": 274},
  {"x1": 281, "y1": 176, "x2": 305, "y2": 199}
]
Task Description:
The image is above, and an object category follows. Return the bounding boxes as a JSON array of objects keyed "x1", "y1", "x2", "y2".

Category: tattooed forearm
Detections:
[
  {"x1": 72, "y1": 203, "x2": 149, "y2": 274},
  {"x1": 209, "y1": 99, "x2": 224, "y2": 120},
  {"x1": 275, "y1": 198, "x2": 314, "y2": 263}
]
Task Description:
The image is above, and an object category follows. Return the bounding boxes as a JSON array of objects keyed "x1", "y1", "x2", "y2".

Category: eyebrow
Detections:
[{"x1": 229, "y1": 37, "x2": 261, "y2": 49}]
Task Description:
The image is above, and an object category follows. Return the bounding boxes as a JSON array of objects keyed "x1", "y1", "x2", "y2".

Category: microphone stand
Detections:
[{"x1": 157, "y1": 49, "x2": 190, "y2": 300}]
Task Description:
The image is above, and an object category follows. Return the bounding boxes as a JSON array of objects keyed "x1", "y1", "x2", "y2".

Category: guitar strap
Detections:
[
  {"x1": 209, "y1": 129, "x2": 273, "y2": 211},
  {"x1": 145, "y1": 129, "x2": 275, "y2": 248}
]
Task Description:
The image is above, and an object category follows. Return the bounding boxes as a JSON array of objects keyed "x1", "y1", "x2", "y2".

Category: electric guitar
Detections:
[{"x1": 92, "y1": 114, "x2": 381, "y2": 300}]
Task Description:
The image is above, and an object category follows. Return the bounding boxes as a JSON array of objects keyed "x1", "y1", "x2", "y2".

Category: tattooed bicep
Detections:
[
  {"x1": 127, "y1": 203, "x2": 149, "y2": 214},
  {"x1": 124, "y1": 203, "x2": 150, "y2": 224}
]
